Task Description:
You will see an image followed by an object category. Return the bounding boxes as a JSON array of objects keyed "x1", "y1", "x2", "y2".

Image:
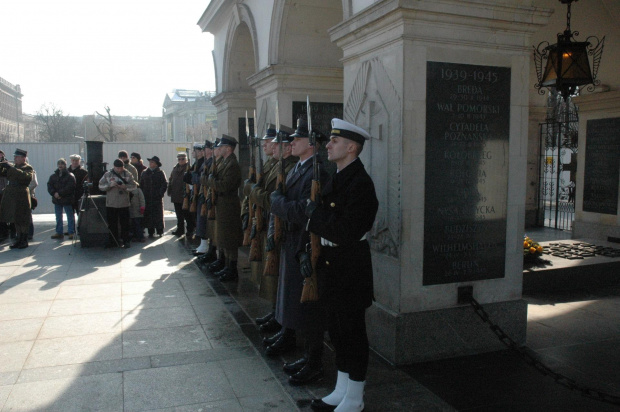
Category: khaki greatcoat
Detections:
[
  {"x1": 210, "y1": 153, "x2": 243, "y2": 251},
  {"x1": 0, "y1": 163, "x2": 33, "y2": 228}
]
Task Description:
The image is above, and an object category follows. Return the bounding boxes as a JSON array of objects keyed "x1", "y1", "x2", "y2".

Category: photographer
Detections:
[
  {"x1": 99, "y1": 159, "x2": 136, "y2": 248},
  {"x1": 47, "y1": 158, "x2": 76, "y2": 240}
]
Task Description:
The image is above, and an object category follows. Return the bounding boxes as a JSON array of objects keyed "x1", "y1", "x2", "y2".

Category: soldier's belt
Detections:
[{"x1": 320, "y1": 234, "x2": 367, "y2": 247}]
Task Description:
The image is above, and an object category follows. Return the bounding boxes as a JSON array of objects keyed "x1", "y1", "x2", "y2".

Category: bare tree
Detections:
[
  {"x1": 94, "y1": 106, "x2": 124, "y2": 142},
  {"x1": 35, "y1": 103, "x2": 79, "y2": 142}
]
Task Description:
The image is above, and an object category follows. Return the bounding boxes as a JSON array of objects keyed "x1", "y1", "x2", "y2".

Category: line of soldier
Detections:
[{"x1": 186, "y1": 117, "x2": 378, "y2": 412}]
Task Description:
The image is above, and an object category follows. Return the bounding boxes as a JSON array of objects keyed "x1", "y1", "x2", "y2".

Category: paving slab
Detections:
[
  {"x1": 24, "y1": 333, "x2": 122, "y2": 369},
  {"x1": 123, "y1": 362, "x2": 240, "y2": 411},
  {"x1": 0, "y1": 318, "x2": 44, "y2": 343},
  {"x1": 2, "y1": 372, "x2": 123, "y2": 412},
  {"x1": 38, "y1": 311, "x2": 122, "y2": 339},
  {"x1": 48, "y1": 295, "x2": 122, "y2": 316},
  {"x1": 122, "y1": 325, "x2": 211, "y2": 358},
  {"x1": 0, "y1": 341, "x2": 34, "y2": 373},
  {"x1": 122, "y1": 306, "x2": 200, "y2": 331}
]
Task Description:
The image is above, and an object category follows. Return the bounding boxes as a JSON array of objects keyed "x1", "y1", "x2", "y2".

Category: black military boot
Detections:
[
  {"x1": 218, "y1": 262, "x2": 238, "y2": 282},
  {"x1": 200, "y1": 246, "x2": 218, "y2": 263},
  {"x1": 288, "y1": 362, "x2": 324, "y2": 386},
  {"x1": 265, "y1": 331, "x2": 296, "y2": 356},
  {"x1": 207, "y1": 254, "x2": 226, "y2": 272},
  {"x1": 255, "y1": 311, "x2": 274, "y2": 326},
  {"x1": 283, "y1": 356, "x2": 308, "y2": 375},
  {"x1": 263, "y1": 327, "x2": 285, "y2": 346},
  {"x1": 259, "y1": 317, "x2": 281, "y2": 333}
]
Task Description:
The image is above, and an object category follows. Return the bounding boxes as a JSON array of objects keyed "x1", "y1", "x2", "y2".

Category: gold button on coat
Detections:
[
  {"x1": 325, "y1": 261, "x2": 330, "y2": 266},
  {"x1": 330, "y1": 202, "x2": 336, "y2": 207}
]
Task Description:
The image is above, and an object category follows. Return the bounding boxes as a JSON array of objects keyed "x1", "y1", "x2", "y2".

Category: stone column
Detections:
[{"x1": 330, "y1": 0, "x2": 550, "y2": 364}]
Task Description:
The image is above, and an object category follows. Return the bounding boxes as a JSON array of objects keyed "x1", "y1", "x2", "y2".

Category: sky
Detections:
[{"x1": 2, "y1": 0, "x2": 215, "y2": 117}]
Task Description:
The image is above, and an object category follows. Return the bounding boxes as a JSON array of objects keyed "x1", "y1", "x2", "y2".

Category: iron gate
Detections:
[{"x1": 537, "y1": 96, "x2": 578, "y2": 230}]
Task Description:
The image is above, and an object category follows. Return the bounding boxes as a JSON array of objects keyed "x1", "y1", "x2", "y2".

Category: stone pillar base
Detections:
[{"x1": 367, "y1": 300, "x2": 527, "y2": 365}]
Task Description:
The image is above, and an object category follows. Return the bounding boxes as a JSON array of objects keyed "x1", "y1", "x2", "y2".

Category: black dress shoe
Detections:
[
  {"x1": 265, "y1": 334, "x2": 296, "y2": 356},
  {"x1": 263, "y1": 328, "x2": 284, "y2": 347},
  {"x1": 283, "y1": 356, "x2": 308, "y2": 375},
  {"x1": 218, "y1": 267, "x2": 238, "y2": 282},
  {"x1": 288, "y1": 364, "x2": 324, "y2": 386},
  {"x1": 208, "y1": 258, "x2": 225, "y2": 272},
  {"x1": 259, "y1": 317, "x2": 281, "y2": 333},
  {"x1": 255, "y1": 312, "x2": 274, "y2": 325},
  {"x1": 310, "y1": 399, "x2": 337, "y2": 411}
]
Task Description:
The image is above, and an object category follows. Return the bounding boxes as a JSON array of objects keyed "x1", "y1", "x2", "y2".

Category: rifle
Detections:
[
  {"x1": 190, "y1": 154, "x2": 198, "y2": 213},
  {"x1": 182, "y1": 147, "x2": 191, "y2": 210},
  {"x1": 249, "y1": 110, "x2": 263, "y2": 261},
  {"x1": 273, "y1": 101, "x2": 284, "y2": 246},
  {"x1": 301, "y1": 96, "x2": 320, "y2": 303},
  {"x1": 243, "y1": 111, "x2": 255, "y2": 246},
  {"x1": 263, "y1": 108, "x2": 283, "y2": 277},
  {"x1": 207, "y1": 140, "x2": 217, "y2": 220},
  {"x1": 200, "y1": 141, "x2": 210, "y2": 217}
]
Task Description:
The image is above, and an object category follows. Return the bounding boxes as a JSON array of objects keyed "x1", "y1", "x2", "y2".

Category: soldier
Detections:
[
  {"x1": 252, "y1": 124, "x2": 297, "y2": 333},
  {"x1": 194, "y1": 142, "x2": 216, "y2": 258},
  {"x1": 307, "y1": 119, "x2": 378, "y2": 412},
  {"x1": 188, "y1": 143, "x2": 206, "y2": 253},
  {"x1": 206, "y1": 135, "x2": 243, "y2": 281},
  {"x1": 0, "y1": 149, "x2": 34, "y2": 249},
  {"x1": 269, "y1": 119, "x2": 328, "y2": 385}
]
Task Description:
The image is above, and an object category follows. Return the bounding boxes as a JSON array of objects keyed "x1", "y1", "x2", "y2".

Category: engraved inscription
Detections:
[{"x1": 423, "y1": 62, "x2": 511, "y2": 286}]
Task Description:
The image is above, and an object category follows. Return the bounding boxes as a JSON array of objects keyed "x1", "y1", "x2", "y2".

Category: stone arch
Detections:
[
  {"x1": 269, "y1": 0, "x2": 343, "y2": 67},
  {"x1": 222, "y1": 3, "x2": 259, "y2": 93}
]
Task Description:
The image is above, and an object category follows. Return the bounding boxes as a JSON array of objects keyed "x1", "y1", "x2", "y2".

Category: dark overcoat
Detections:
[
  {"x1": 271, "y1": 156, "x2": 328, "y2": 331},
  {"x1": 308, "y1": 158, "x2": 379, "y2": 311},
  {"x1": 196, "y1": 156, "x2": 211, "y2": 238},
  {"x1": 140, "y1": 167, "x2": 168, "y2": 232},
  {"x1": 47, "y1": 169, "x2": 76, "y2": 206},
  {"x1": 168, "y1": 162, "x2": 189, "y2": 204},
  {"x1": 0, "y1": 163, "x2": 33, "y2": 226},
  {"x1": 68, "y1": 165, "x2": 88, "y2": 209},
  {"x1": 211, "y1": 153, "x2": 242, "y2": 250}
]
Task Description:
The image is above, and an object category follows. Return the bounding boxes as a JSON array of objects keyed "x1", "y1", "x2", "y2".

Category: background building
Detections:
[
  {"x1": 0, "y1": 77, "x2": 24, "y2": 142},
  {"x1": 162, "y1": 89, "x2": 217, "y2": 143}
]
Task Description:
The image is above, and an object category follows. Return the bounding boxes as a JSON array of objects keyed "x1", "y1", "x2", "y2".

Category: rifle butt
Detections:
[
  {"x1": 262, "y1": 249, "x2": 279, "y2": 276},
  {"x1": 300, "y1": 274, "x2": 319, "y2": 303},
  {"x1": 249, "y1": 236, "x2": 262, "y2": 261},
  {"x1": 200, "y1": 202, "x2": 207, "y2": 217}
]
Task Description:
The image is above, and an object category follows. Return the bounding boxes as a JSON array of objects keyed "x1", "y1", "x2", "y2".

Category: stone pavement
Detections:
[
  {"x1": 0, "y1": 215, "x2": 451, "y2": 411},
  {"x1": 1, "y1": 217, "x2": 619, "y2": 411}
]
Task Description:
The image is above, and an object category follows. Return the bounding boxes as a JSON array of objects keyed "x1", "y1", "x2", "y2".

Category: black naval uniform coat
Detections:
[
  {"x1": 271, "y1": 156, "x2": 328, "y2": 331},
  {"x1": 308, "y1": 158, "x2": 378, "y2": 311}
]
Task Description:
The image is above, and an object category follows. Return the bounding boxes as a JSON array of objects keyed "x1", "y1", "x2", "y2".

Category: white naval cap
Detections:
[{"x1": 330, "y1": 119, "x2": 371, "y2": 145}]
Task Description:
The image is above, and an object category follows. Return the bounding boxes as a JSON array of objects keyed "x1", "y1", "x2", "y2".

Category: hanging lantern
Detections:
[{"x1": 534, "y1": 0, "x2": 605, "y2": 101}]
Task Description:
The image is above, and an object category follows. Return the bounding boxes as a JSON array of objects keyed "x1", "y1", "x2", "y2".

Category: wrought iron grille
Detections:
[{"x1": 537, "y1": 93, "x2": 578, "y2": 230}]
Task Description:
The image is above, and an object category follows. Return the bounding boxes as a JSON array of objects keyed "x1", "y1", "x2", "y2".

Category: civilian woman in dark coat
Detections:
[{"x1": 140, "y1": 156, "x2": 168, "y2": 237}]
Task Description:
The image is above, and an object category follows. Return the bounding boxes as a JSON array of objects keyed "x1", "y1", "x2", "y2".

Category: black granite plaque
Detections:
[
  {"x1": 583, "y1": 117, "x2": 620, "y2": 215},
  {"x1": 292, "y1": 101, "x2": 343, "y2": 175},
  {"x1": 423, "y1": 62, "x2": 511, "y2": 286}
]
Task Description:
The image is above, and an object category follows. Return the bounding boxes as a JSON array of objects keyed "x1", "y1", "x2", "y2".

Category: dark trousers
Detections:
[
  {"x1": 303, "y1": 328, "x2": 325, "y2": 366},
  {"x1": 328, "y1": 309, "x2": 369, "y2": 381},
  {"x1": 106, "y1": 207, "x2": 130, "y2": 245},
  {"x1": 173, "y1": 202, "x2": 194, "y2": 232}
]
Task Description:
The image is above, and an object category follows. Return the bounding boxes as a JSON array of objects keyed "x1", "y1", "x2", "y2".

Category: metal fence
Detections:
[{"x1": 0, "y1": 142, "x2": 192, "y2": 214}]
